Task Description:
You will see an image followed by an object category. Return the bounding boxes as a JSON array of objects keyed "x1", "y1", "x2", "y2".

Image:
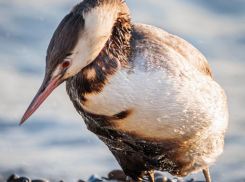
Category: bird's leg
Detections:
[
  {"x1": 203, "y1": 168, "x2": 212, "y2": 182},
  {"x1": 126, "y1": 171, "x2": 154, "y2": 182},
  {"x1": 126, "y1": 176, "x2": 142, "y2": 182},
  {"x1": 146, "y1": 170, "x2": 155, "y2": 182}
]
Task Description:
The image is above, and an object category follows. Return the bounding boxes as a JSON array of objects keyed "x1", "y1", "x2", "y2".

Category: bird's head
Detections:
[{"x1": 19, "y1": 0, "x2": 130, "y2": 125}]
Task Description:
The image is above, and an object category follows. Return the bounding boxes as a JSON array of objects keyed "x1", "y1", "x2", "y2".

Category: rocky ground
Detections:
[{"x1": 4, "y1": 170, "x2": 206, "y2": 182}]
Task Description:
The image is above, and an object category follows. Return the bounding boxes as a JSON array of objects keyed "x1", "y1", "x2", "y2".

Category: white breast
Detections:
[{"x1": 81, "y1": 56, "x2": 228, "y2": 140}]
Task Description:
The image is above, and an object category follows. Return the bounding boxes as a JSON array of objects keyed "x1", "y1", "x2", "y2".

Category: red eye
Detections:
[{"x1": 62, "y1": 60, "x2": 71, "y2": 68}]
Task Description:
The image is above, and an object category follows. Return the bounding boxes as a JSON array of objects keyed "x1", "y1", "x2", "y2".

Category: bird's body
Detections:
[
  {"x1": 66, "y1": 23, "x2": 228, "y2": 180},
  {"x1": 20, "y1": 0, "x2": 228, "y2": 181}
]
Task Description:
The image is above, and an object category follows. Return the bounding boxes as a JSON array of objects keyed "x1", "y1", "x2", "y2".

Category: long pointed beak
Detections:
[{"x1": 19, "y1": 75, "x2": 62, "y2": 126}]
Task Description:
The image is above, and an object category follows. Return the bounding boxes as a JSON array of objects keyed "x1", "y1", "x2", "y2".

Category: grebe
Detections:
[{"x1": 20, "y1": 0, "x2": 228, "y2": 181}]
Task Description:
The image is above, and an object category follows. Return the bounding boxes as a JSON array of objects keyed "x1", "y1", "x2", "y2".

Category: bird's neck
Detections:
[
  {"x1": 83, "y1": 0, "x2": 132, "y2": 66},
  {"x1": 66, "y1": 11, "x2": 132, "y2": 105},
  {"x1": 66, "y1": 0, "x2": 132, "y2": 77},
  {"x1": 106, "y1": 11, "x2": 132, "y2": 66}
]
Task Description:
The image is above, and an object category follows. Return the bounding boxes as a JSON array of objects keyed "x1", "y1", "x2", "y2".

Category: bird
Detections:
[{"x1": 19, "y1": 0, "x2": 229, "y2": 182}]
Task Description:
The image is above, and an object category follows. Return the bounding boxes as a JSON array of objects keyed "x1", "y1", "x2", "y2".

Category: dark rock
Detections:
[
  {"x1": 8, "y1": 177, "x2": 31, "y2": 182},
  {"x1": 4, "y1": 171, "x2": 208, "y2": 182},
  {"x1": 7, "y1": 174, "x2": 20, "y2": 182},
  {"x1": 6, "y1": 174, "x2": 49, "y2": 182},
  {"x1": 32, "y1": 179, "x2": 49, "y2": 182},
  {"x1": 108, "y1": 170, "x2": 126, "y2": 181}
]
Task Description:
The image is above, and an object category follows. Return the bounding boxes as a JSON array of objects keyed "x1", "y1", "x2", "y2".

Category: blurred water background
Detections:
[{"x1": 0, "y1": 0, "x2": 245, "y2": 181}]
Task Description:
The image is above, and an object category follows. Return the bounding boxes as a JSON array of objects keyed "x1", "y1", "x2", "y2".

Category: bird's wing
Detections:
[{"x1": 131, "y1": 23, "x2": 213, "y2": 79}]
